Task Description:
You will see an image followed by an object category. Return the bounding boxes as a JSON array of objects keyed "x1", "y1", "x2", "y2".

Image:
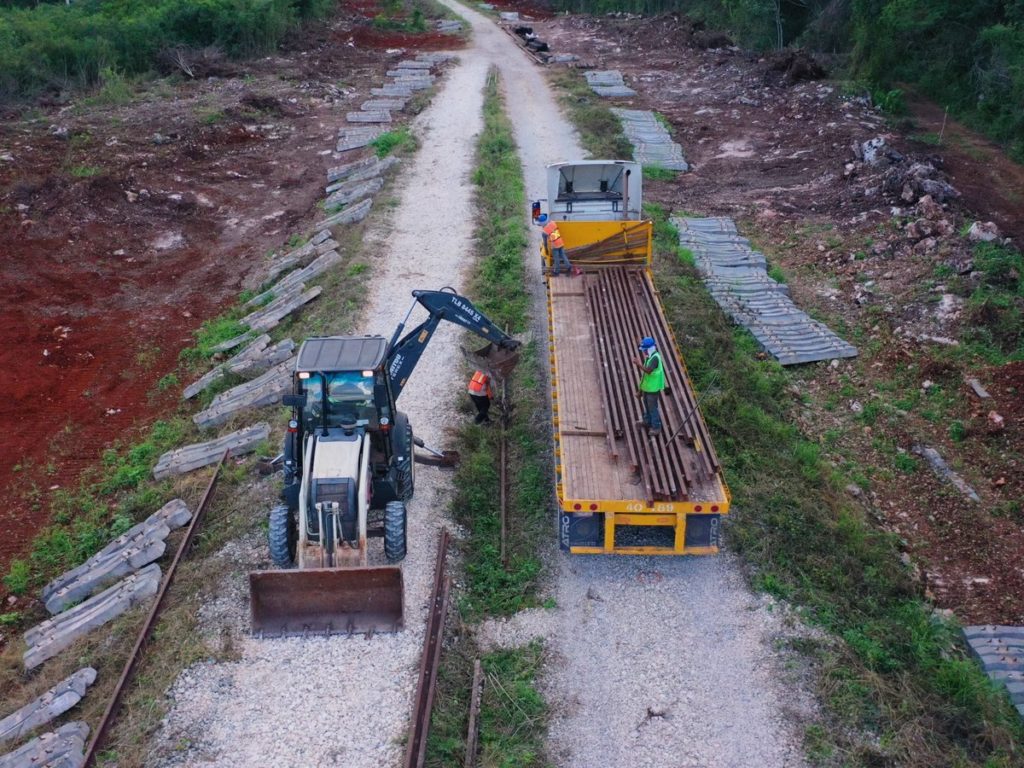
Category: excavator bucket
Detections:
[
  {"x1": 249, "y1": 566, "x2": 404, "y2": 637},
  {"x1": 466, "y1": 342, "x2": 520, "y2": 378}
]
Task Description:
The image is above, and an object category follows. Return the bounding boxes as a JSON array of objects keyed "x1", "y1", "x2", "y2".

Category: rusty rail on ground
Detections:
[
  {"x1": 584, "y1": 267, "x2": 719, "y2": 501},
  {"x1": 404, "y1": 528, "x2": 451, "y2": 768},
  {"x1": 83, "y1": 451, "x2": 227, "y2": 768}
]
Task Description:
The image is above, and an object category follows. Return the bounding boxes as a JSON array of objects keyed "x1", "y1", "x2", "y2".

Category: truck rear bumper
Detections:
[{"x1": 559, "y1": 508, "x2": 722, "y2": 555}]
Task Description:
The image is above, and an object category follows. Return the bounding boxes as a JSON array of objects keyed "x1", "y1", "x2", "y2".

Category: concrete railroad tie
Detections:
[
  {"x1": 673, "y1": 216, "x2": 857, "y2": 365},
  {"x1": 41, "y1": 499, "x2": 190, "y2": 613},
  {"x1": 0, "y1": 721, "x2": 89, "y2": 768},
  {"x1": 0, "y1": 669, "x2": 97, "y2": 746},
  {"x1": 153, "y1": 423, "x2": 271, "y2": 478},
  {"x1": 23, "y1": 565, "x2": 162, "y2": 670}
]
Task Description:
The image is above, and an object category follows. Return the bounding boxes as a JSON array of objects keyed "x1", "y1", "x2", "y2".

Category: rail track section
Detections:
[
  {"x1": 82, "y1": 453, "x2": 227, "y2": 768},
  {"x1": 404, "y1": 528, "x2": 451, "y2": 768},
  {"x1": 542, "y1": 161, "x2": 729, "y2": 555}
]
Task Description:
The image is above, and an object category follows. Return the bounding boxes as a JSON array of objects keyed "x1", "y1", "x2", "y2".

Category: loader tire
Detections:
[
  {"x1": 384, "y1": 501, "x2": 407, "y2": 562},
  {"x1": 268, "y1": 504, "x2": 296, "y2": 568}
]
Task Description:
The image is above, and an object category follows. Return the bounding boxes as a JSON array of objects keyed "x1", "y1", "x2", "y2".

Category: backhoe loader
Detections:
[{"x1": 249, "y1": 288, "x2": 520, "y2": 636}]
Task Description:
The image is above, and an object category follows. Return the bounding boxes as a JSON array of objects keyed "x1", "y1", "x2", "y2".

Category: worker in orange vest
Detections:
[
  {"x1": 538, "y1": 214, "x2": 572, "y2": 277},
  {"x1": 467, "y1": 370, "x2": 494, "y2": 424}
]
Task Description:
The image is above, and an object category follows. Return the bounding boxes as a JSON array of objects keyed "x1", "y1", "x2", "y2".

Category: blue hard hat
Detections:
[
  {"x1": 639, "y1": 336, "x2": 656, "y2": 349},
  {"x1": 537, "y1": 213, "x2": 548, "y2": 224}
]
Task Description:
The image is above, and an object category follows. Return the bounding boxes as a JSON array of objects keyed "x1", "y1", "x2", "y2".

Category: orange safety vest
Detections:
[
  {"x1": 542, "y1": 220, "x2": 565, "y2": 248},
  {"x1": 467, "y1": 370, "x2": 493, "y2": 398}
]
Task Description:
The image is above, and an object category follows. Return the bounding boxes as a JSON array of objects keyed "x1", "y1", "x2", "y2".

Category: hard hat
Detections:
[
  {"x1": 639, "y1": 336, "x2": 656, "y2": 349},
  {"x1": 537, "y1": 213, "x2": 548, "y2": 224}
]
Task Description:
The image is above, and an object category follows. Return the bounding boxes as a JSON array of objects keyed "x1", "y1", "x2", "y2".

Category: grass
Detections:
[
  {"x1": 371, "y1": 125, "x2": 417, "y2": 158},
  {"x1": 426, "y1": 69, "x2": 549, "y2": 766},
  {"x1": 643, "y1": 203, "x2": 1024, "y2": 766},
  {"x1": 547, "y1": 69, "x2": 632, "y2": 160},
  {"x1": 642, "y1": 164, "x2": 677, "y2": 181}
]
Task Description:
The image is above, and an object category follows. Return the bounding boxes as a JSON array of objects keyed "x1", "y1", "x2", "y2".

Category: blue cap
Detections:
[
  {"x1": 537, "y1": 213, "x2": 548, "y2": 224},
  {"x1": 640, "y1": 336, "x2": 656, "y2": 349}
]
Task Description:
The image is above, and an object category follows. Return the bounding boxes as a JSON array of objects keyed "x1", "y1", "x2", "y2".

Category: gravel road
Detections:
[{"x1": 151, "y1": 6, "x2": 813, "y2": 766}]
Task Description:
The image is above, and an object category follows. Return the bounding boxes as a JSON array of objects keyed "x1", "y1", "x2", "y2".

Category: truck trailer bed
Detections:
[{"x1": 546, "y1": 266, "x2": 729, "y2": 555}]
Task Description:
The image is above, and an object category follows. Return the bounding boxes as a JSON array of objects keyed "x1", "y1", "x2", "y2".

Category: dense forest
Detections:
[
  {"x1": 1, "y1": 0, "x2": 1021, "y2": 158},
  {"x1": 553, "y1": 0, "x2": 1024, "y2": 159}
]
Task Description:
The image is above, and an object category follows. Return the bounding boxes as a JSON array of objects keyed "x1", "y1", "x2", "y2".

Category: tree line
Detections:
[{"x1": 550, "y1": 0, "x2": 1024, "y2": 159}]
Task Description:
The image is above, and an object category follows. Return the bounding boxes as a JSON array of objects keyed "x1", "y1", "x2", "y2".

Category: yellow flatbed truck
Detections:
[{"x1": 537, "y1": 161, "x2": 730, "y2": 555}]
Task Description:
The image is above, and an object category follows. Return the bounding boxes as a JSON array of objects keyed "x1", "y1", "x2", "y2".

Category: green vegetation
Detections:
[
  {"x1": 178, "y1": 316, "x2": 248, "y2": 363},
  {"x1": 370, "y1": 125, "x2": 417, "y2": 158},
  {"x1": 548, "y1": 69, "x2": 632, "y2": 159},
  {"x1": 641, "y1": 164, "x2": 677, "y2": 181},
  {"x1": 958, "y1": 241, "x2": 1024, "y2": 363},
  {"x1": 549, "y1": 0, "x2": 1024, "y2": 157},
  {"x1": 427, "y1": 69, "x2": 549, "y2": 766},
  {"x1": 0, "y1": 0, "x2": 334, "y2": 99},
  {"x1": 644, "y1": 203, "x2": 1024, "y2": 766}
]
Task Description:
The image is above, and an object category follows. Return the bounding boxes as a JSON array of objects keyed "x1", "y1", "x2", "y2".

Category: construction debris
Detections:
[
  {"x1": 612, "y1": 108, "x2": 689, "y2": 171},
  {"x1": 0, "y1": 722, "x2": 89, "y2": 768},
  {"x1": 0, "y1": 669, "x2": 97, "y2": 746},
  {"x1": 674, "y1": 217, "x2": 857, "y2": 365},
  {"x1": 24, "y1": 566, "x2": 161, "y2": 670},
  {"x1": 584, "y1": 70, "x2": 636, "y2": 98},
  {"x1": 193, "y1": 360, "x2": 293, "y2": 428},
  {"x1": 913, "y1": 444, "x2": 981, "y2": 502},
  {"x1": 183, "y1": 336, "x2": 295, "y2": 399},
  {"x1": 153, "y1": 423, "x2": 271, "y2": 477},
  {"x1": 41, "y1": 500, "x2": 190, "y2": 614},
  {"x1": 963, "y1": 625, "x2": 1024, "y2": 718}
]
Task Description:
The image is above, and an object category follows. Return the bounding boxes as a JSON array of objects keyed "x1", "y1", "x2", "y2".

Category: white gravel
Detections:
[{"x1": 151, "y1": 6, "x2": 816, "y2": 766}]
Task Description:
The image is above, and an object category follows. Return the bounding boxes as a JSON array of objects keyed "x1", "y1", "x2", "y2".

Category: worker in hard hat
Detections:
[
  {"x1": 537, "y1": 213, "x2": 572, "y2": 277},
  {"x1": 467, "y1": 370, "x2": 494, "y2": 424},
  {"x1": 634, "y1": 337, "x2": 664, "y2": 436}
]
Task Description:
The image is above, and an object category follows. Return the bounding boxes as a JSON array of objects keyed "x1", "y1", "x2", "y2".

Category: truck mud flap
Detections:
[{"x1": 249, "y1": 566, "x2": 404, "y2": 637}]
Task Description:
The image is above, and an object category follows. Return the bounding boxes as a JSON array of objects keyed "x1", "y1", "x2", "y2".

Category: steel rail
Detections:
[
  {"x1": 404, "y1": 527, "x2": 451, "y2": 768},
  {"x1": 582, "y1": 266, "x2": 721, "y2": 501},
  {"x1": 83, "y1": 450, "x2": 228, "y2": 768}
]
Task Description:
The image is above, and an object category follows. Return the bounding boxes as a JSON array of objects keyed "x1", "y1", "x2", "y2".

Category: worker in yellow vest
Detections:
[
  {"x1": 538, "y1": 214, "x2": 572, "y2": 277},
  {"x1": 467, "y1": 370, "x2": 494, "y2": 424},
  {"x1": 633, "y1": 336, "x2": 664, "y2": 436}
]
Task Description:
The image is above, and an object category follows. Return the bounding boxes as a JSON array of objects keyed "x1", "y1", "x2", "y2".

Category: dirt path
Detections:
[
  {"x1": 442, "y1": 3, "x2": 813, "y2": 766},
  {"x1": 150, "y1": 48, "x2": 493, "y2": 767}
]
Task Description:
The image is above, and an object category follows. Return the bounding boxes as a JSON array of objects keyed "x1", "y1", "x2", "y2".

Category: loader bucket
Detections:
[
  {"x1": 249, "y1": 566, "x2": 404, "y2": 637},
  {"x1": 466, "y1": 342, "x2": 520, "y2": 378}
]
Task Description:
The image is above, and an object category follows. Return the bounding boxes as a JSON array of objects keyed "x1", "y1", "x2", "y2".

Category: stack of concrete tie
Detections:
[
  {"x1": 0, "y1": 669, "x2": 97, "y2": 748},
  {"x1": 673, "y1": 216, "x2": 857, "y2": 365},
  {"x1": 584, "y1": 70, "x2": 636, "y2": 98},
  {"x1": 612, "y1": 108, "x2": 689, "y2": 172},
  {"x1": 40, "y1": 500, "x2": 191, "y2": 614}
]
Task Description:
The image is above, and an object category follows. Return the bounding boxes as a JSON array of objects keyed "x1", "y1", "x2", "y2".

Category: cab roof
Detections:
[{"x1": 296, "y1": 336, "x2": 388, "y2": 373}]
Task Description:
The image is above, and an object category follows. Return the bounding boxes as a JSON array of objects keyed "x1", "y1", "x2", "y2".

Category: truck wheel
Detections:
[
  {"x1": 268, "y1": 504, "x2": 296, "y2": 568},
  {"x1": 384, "y1": 501, "x2": 407, "y2": 562}
]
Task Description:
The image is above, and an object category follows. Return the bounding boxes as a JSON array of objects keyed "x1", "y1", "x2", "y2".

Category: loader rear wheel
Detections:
[
  {"x1": 384, "y1": 501, "x2": 407, "y2": 562},
  {"x1": 268, "y1": 504, "x2": 296, "y2": 568}
]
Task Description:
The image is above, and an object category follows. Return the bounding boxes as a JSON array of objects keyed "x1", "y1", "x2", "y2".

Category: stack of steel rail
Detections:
[
  {"x1": 565, "y1": 222, "x2": 650, "y2": 266},
  {"x1": 585, "y1": 266, "x2": 719, "y2": 501}
]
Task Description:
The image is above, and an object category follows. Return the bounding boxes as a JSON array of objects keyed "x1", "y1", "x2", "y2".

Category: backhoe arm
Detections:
[{"x1": 386, "y1": 289, "x2": 520, "y2": 400}]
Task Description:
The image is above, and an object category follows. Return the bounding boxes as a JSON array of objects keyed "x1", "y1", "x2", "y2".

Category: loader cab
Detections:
[{"x1": 292, "y1": 336, "x2": 395, "y2": 434}]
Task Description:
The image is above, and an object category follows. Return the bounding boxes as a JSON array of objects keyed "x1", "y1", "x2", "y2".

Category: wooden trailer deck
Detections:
[{"x1": 546, "y1": 266, "x2": 729, "y2": 554}]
